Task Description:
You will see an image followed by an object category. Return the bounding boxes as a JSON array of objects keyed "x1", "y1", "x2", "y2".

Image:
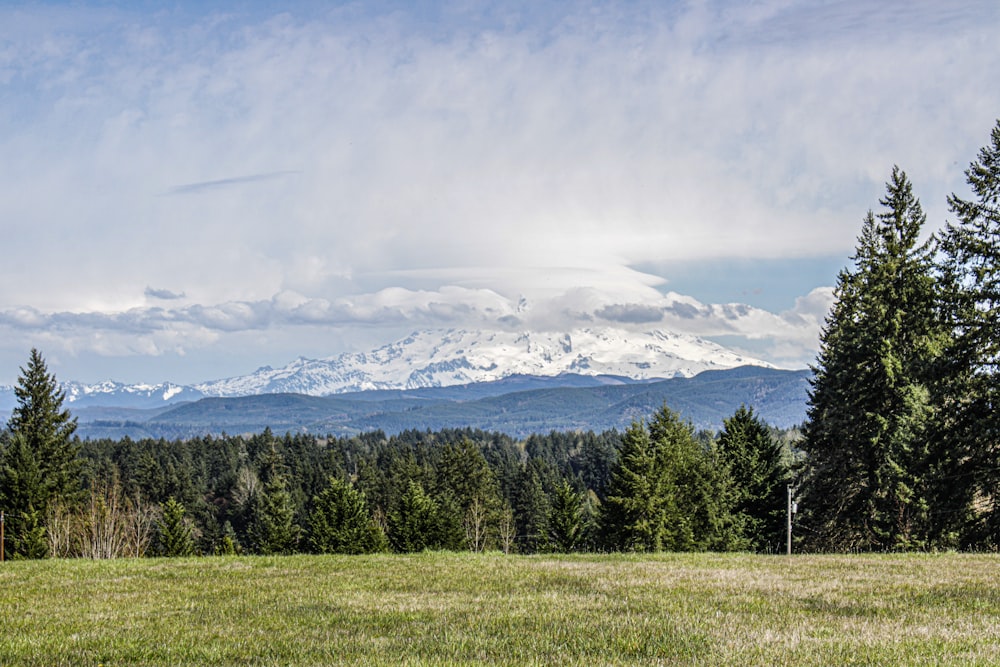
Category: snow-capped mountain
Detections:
[
  {"x1": 0, "y1": 379, "x2": 204, "y2": 413},
  {"x1": 193, "y1": 328, "x2": 773, "y2": 397},
  {"x1": 0, "y1": 328, "x2": 775, "y2": 410},
  {"x1": 61, "y1": 381, "x2": 206, "y2": 408}
]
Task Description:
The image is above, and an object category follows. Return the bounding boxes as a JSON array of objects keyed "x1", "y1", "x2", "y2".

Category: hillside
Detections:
[{"x1": 73, "y1": 366, "x2": 811, "y2": 440}]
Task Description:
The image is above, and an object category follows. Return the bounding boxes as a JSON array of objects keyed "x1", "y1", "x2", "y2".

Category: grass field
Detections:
[{"x1": 1, "y1": 551, "x2": 997, "y2": 665}]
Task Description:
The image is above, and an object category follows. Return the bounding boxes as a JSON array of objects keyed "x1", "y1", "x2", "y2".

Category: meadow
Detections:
[{"x1": 1, "y1": 552, "x2": 997, "y2": 666}]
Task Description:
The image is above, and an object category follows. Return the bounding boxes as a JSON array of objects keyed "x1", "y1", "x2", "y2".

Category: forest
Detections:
[
  {"x1": 1, "y1": 119, "x2": 999, "y2": 558},
  {"x1": 0, "y1": 397, "x2": 799, "y2": 558}
]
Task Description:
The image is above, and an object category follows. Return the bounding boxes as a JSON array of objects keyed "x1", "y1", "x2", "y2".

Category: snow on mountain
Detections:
[
  {"x1": 193, "y1": 328, "x2": 774, "y2": 397},
  {"x1": 60, "y1": 381, "x2": 205, "y2": 408},
  {"x1": 0, "y1": 380, "x2": 200, "y2": 413},
  {"x1": 0, "y1": 328, "x2": 776, "y2": 408}
]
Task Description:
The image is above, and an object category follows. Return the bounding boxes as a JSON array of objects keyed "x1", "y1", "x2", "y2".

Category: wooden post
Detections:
[{"x1": 1, "y1": 511, "x2": 5, "y2": 562}]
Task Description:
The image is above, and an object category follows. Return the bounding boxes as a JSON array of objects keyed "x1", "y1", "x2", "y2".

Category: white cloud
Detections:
[
  {"x1": 0, "y1": 281, "x2": 832, "y2": 376},
  {"x1": 0, "y1": 0, "x2": 997, "y2": 382}
]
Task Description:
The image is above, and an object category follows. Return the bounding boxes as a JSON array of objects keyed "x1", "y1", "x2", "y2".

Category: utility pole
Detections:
[
  {"x1": 786, "y1": 486, "x2": 796, "y2": 555},
  {"x1": 1, "y1": 511, "x2": 5, "y2": 562}
]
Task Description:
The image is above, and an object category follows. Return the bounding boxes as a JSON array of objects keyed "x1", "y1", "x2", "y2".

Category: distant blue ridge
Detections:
[{"x1": 58, "y1": 367, "x2": 811, "y2": 441}]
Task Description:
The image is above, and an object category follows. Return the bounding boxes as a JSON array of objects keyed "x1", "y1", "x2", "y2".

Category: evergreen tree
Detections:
[
  {"x1": 11, "y1": 506, "x2": 49, "y2": 559},
  {"x1": 650, "y1": 411, "x2": 737, "y2": 551},
  {"x1": 435, "y1": 440, "x2": 500, "y2": 509},
  {"x1": 388, "y1": 481, "x2": 441, "y2": 552},
  {"x1": 513, "y1": 464, "x2": 550, "y2": 553},
  {"x1": 599, "y1": 406, "x2": 734, "y2": 552},
  {"x1": 598, "y1": 421, "x2": 664, "y2": 551},
  {"x1": 0, "y1": 432, "x2": 45, "y2": 526},
  {"x1": 433, "y1": 492, "x2": 468, "y2": 551},
  {"x1": 0, "y1": 349, "x2": 81, "y2": 558},
  {"x1": 435, "y1": 439, "x2": 502, "y2": 550},
  {"x1": 717, "y1": 406, "x2": 790, "y2": 552},
  {"x1": 549, "y1": 479, "x2": 586, "y2": 552},
  {"x1": 799, "y1": 167, "x2": 943, "y2": 551},
  {"x1": 246, "y1": 443, "x2": 299, "y2": 555},
  {"x1": 156, "y1": 496, "x2": 196, "y2": 557},
  {"x1": 574, "y1": 431, "x2": 619, "y2": 501},
  {"x1": 216, "y1": 520, "x2": 241, "y2": 556},
  {"x1": 307, "y1": 476, "x2": 387, "y2": 554},
  {"x1": 937, "y1": 119, "x2": 1000, "y2": 547}
]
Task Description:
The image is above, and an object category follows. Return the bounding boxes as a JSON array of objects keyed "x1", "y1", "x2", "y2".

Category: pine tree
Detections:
[
  {"x1": 937, "y1": 119, "x2": 1000, "y2": 547},
  {"x1": 156, "y1": 496, "x2": 195, "y2": 557},
  {"x1": 599, "y1": 406, "x2": 734, "y2": 552},
  {"x1": 0, "y1": 432, "x2": 45, "y2": 525},
  {"x1": 513, "y1": 464, "x2": 551, "y2": 553},
  {"x1": 599, "y1": 419, "x2": 666, "y2": 551},
  {"x1": 246, "y1": 443, "x2": 299, "y2": 555},
  {"x1": 307, "y1": 476, "x2": 387, "y2": 554},
  {"x1": 11, "y1": 506, "x2": 49, "y2": 559},
  {"x1": 387, "y1": 481, "x2": 440, "y2": 553},
  {"x1": 433, "y1": 492, "x2": 467, "y2": 551},
  {"x1": 576, "y1": 432, "x2": 619, "y2": 501},
  {"x1": 651, "y1": 412, "x2": 737, "y2": 551},
  {"x1": 215, "y1": 520, "x2": 241, "y2": 556},
  {"x1": 549, "y1": 479, "x2": 586, "y2": 552},
  {"x1": 435, "y1": 439, "x2": 500, "y2": 512},
  {"x1": 799, "y1": 167, "x2": 943, "y2": 551},
  {"x1": 717, "y1": 406, "x2": 790, "y2": 552},
  {"x1": 1, "y1": 349, "x2": 81, "y2": 558},
  {"x1": 435, "y1": 439, "x2": 502, "y2": 550}
]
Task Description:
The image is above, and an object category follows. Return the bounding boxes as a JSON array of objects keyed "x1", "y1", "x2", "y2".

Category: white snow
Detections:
[
  {"x1": 30, "y1": 327, "x2": 775, "y2": 402},
  {"x1": 193, "y1": 327, "x2": 773, "y2": 397},
  {"x1": 162, "y1": 385, "x2": 184, "y2": 401}
]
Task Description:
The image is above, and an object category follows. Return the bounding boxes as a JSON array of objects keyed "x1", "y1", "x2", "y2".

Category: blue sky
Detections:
[{"x1": 1, "y1": 0, "x2": 999, "y2": 385}]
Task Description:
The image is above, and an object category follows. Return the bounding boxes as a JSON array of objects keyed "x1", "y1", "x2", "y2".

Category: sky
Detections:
[{"x1": 1, "y1": 0, "x2": 999, "y2": 385}]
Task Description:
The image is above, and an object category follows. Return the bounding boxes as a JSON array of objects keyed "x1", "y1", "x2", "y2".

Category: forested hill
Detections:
[{"x1": 71, "y1": 366, "x2": 810, "y2": 440}]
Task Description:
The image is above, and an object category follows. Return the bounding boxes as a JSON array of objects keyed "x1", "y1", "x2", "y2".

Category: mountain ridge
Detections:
[
  {"x1": 193, "y1": 327, "x2": 776, "y2": 397},
  {"x1": 2, "y1": 327, "x2": 777, "y2": 407},
  {"x1": 66, "y1": 367, "x2": 811, "y2": 441},
  {"x1": 0, "y1": 328, "x2": 807, "y2": 439}
]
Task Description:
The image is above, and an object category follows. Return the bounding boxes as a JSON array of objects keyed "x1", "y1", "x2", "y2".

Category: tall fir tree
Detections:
[
  {"x1": 306, "y1": 476, "x2": 387, "y2": 554},
  {"x1": 598, "y1": 420, "x2": 664, "y2": 551},
  {"x1": 799, "y1": 167, "x2": 944, "y2": 551},
  {"x1": 548, "y1": 478, "x2": 587, "y2": 552},
  {"x1": 599, "y1": 406, "x2": 735, "y2": 552},
  {"x1": 435, "y1": 439, "x2": 502, "y2": 550},
  {"x1": 435, "y1": 439, "x2": 501, "y2": 510},
  {"x1": 936, "y1": 119, "x2": 1000, "y2": 547},
  {"x1": 717, "y1": 406, "x2": 790, "y2": 553},
  {"x1": 513, "y1": 463, "x2": 551, "y2": 554},
  {"x1": 0, "y1": 349, "x2": 81, "y2": 558},
  {"x1": 387, "y1": 481, "x2": 441, "y2": 553},
  {"x1": 246, "y1": 441, "x2": 299, "y2": 555}
]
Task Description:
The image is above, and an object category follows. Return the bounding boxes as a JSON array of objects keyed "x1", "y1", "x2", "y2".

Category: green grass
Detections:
[{"x1": 1, "y1": 552, "x2": 998, "y2": 665}]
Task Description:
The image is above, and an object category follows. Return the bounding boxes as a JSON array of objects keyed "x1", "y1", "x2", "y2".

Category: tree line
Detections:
[{"x1": 0, "y1": 348, "x2": 795, "y2": 558}]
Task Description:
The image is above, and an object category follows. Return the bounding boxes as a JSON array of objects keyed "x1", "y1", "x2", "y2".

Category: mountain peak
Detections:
[
  {"x1": 0, "y1": 327, "x2": 777, "y2": 415},
  {"x1": 193, "y1": 327, "x2": 773, "y2": 397}
]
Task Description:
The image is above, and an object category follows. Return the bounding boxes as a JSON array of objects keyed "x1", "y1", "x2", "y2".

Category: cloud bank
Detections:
[
  {"x1": 0, "y1": 284, "x2": 833, "y2": 372},
  {"x1": 0, "y1": 0, "x2": 997, "y2": 382}
]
